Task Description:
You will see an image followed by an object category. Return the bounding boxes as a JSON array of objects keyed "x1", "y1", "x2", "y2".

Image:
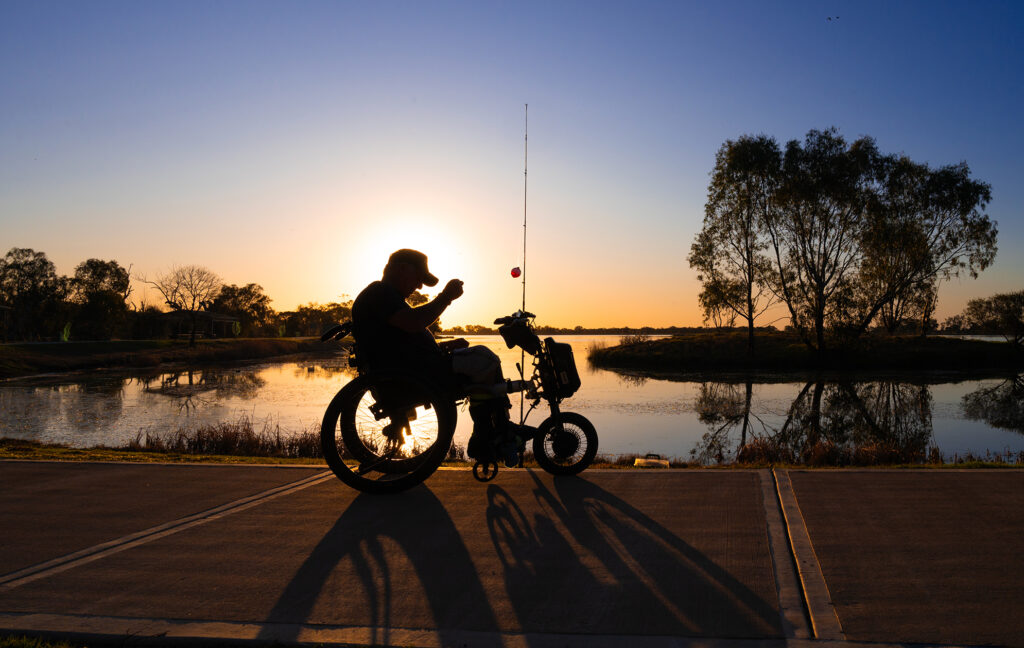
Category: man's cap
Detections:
[{"x1": 387, "y1": 249, "x2": 439, "y2": 287}]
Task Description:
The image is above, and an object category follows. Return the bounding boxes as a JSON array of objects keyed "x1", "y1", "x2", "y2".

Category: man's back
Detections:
[{"x1": 352, "y1": 280, "x2": 441, "y2": 372}]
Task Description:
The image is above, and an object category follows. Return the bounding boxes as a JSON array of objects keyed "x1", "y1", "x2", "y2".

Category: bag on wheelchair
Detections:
[{"x1": 544, "y1": 337, "x2": 581, "y2": 399}]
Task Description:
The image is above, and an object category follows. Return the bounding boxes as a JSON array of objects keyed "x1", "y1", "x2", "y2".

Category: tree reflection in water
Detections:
[
  {"x1": 0, "y1": 378, "x2": 127, "y2": 437},
  {"x1": 692, "y1": 379, "x2": 935, "y2": 465},
  {"x1": 962, "y1": 374, "x2": 1024, "y2": 434},
  {"x1": 692, "y1": 381, "x2": 769, "y2": 464},
  {"x1": 615, "y1": 372, "x2": 649, "y2": 388},
  {"x1": 291, "y1": 361, "x2": 356, "y2": 380},
  {"x1": 62, "y1": 377, "x2": 127, "y2": 433},
  {"x1": 139, "y1": 369, "x2": 267, "y2": 413}
]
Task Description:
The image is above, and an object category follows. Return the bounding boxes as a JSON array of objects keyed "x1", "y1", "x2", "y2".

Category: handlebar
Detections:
[
  {"x1": 320, "y1": 321, "x2": 353, "y2": 342},
  {"x1": 493, "y1": 310, "x2": 535, "y2": 325}
]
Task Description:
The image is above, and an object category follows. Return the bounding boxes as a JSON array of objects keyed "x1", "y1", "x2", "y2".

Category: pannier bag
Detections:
[{"x1": 543, "y1": 337, "x2": 581, "y2": 398}]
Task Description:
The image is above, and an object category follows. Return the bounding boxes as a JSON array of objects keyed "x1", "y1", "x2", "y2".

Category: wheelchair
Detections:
[{"x1": 319, "y1": 311, "x2": 598, "y2": 495}]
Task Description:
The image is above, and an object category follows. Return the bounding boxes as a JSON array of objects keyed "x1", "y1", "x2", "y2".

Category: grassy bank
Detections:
[
  {"x1": 5, "y1": 439, "x2": 1018, "y2": 469},
  {"x1": 1, "y1": 636, "x2": 78, "y2": 648},
  {"x1": 0, "y1": 438, "x2": 325, "y2": 465},
  {"x1": 588, "y1": 330, "x2": 1023, "y2": 374},
  {"x1": 4, "y1": 435, "x2": 1020, "y2": 469},
  {"x1": 0, "y1": 337, "x2": 342, "y2": 379}
]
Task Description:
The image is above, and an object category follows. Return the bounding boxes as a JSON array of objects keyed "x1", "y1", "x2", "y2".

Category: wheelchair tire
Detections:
[
  {"x1": 321, "y1": 372, "x2": 457, "y2": 494},
  {"x1": 533, "y1": 411, "x2": 598, "y2": 476}
]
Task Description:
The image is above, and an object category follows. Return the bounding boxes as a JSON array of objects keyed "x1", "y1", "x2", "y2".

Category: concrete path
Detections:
[{"x1": 0, "y1": 461, "x2": 1021, "y2": 647}]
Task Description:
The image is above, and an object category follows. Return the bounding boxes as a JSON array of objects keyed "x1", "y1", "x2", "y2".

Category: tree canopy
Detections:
[
  {"x1": 690, "y1": 134, "x2": 780, "y2": 352},
  {"x1": 960, "y1": 290, "x2": 1024, "y2": 346},
  {"x1": 694, "y1": 128, "x2": 998, "y2": 354},
  {"x1": 0, "y1": 248, "x2": 66, "y2": 340},
  {"x1": 212, "y1": 283, "x2": 275, "y2": 336}
]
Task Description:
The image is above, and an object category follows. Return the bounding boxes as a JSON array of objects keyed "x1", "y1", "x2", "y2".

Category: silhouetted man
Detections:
[
  {"x1": 352, "y1": 249, "x2": 528, "y2": 465},
  {"x1": 351, "y1": 248, "x2": 464, "y2": 379}
]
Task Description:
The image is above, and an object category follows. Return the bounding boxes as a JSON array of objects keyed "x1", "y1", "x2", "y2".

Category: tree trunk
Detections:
[
  {"x1": 815, "y1": 311, "x2": 826, "y2": 355},
  {"x1": 746, "y1": 286, "x2": 756, "y2": 356},
  {"x1": 809, "y1": 380, "x2": 824, "y2": 447},
  {"x1": 740, "y1": 380, "x2": 753, "y2": 450}
]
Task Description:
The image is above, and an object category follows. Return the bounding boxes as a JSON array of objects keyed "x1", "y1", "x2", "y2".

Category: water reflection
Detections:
[
  {"x1": 692, "y1": 382, "x2": 768, "y2": 463},
  {"x1": 61, "y1": 377, "x2": 126, "y2": 432},
  {"x1": 962, "y1": 374, "x2": 1024, "y2": 434},
  {"x1": 290, "y1": 361, "x2": 356, "y2": 380},
  {"x1": 139, "y1": 369, "x2": 266, "y2": 414},
  {"x1": 141, "y1": 369, "x2": 266, "y2": 399},
  {"x1": 691, "y1": 379, "x2": 934, "y2": 465},
  {"x1": 0, "y1": 385, "x2": 60, "y2": 437},
  {"x1": 2, "y1": 337, "x2": 1023, "y2": 461},
  {"x1": 0, "y1": 378, "x2": 126, "y2": 437},
  {"x1": 615, "y1": 372, "x2": 649, "y2": 388}
]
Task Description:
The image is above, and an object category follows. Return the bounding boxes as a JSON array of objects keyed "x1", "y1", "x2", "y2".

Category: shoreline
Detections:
[
  {"x1": 0, "y1": 338, "x2": 347, "y2": 380},
  {"x1": 588, "y1": 331, "x2": 1024, "y2": 375},
  {"x1": 4, "y1": 332, "x2": 1021, "y2": 381}
]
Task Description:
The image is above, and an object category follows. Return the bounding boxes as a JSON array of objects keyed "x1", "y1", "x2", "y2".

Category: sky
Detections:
[{"x1": 1, "y1": 0, "x2": 1022, "y2": 328}]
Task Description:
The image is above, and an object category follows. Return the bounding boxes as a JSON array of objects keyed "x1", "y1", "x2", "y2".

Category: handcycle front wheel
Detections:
[
  {"x1": 532, "y1": 411, "x2": 598, "y2": 476},
  {"x1": 321, "y1": 372, "x2": 457, "y2": 494}
]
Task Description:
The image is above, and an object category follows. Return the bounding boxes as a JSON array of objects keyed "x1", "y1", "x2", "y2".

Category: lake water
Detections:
[{"x1": 2, "y1": 335, "x2": 1022, "y2": 463}]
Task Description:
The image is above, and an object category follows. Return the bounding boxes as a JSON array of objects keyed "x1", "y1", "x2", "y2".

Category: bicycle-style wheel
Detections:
[
  {"x1": 321, "y1": 372, "x2": 456, "y2": 494},
  {"x1": 533, "y1": 411, "x2": 598, "y2": 476}
]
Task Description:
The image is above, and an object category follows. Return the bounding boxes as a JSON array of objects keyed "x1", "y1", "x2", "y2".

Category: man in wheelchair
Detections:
[{"x1": 351, "y1": 249, "x2": 529, "y2": 466}]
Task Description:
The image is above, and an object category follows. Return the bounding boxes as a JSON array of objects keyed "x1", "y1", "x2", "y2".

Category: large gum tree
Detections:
[
  {"x1": 689, "y1": 135, "x2": 781, "y2": 354},
  {"x1": 697, "y1": 128, "x2": 997, "y2": 356},
  {"x1": 765, "y1": 128, "x2": 881, "y2": 352}
]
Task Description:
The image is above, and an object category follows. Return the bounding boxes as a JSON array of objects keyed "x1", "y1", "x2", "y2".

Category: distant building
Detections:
[
  {"x1": 159, "y1": 310, "x2": 240, "y2": 339},
  {"x1": 0, "y1": 304, "x2": 10, "y2": 342}
]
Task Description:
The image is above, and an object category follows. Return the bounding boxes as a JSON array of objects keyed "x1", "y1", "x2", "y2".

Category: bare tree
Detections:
[{"x1": 142, "y1": 265, "x2": 222, "y2": 346}]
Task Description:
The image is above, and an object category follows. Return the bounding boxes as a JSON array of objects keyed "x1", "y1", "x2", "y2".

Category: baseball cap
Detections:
[{"x1": 387, "y1": 249, "x2": 439, "y2": 287}]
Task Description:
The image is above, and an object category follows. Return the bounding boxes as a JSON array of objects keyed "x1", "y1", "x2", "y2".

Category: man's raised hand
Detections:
[{"x1": 441, "y1": 279, "x2": 464, "y2": 302}]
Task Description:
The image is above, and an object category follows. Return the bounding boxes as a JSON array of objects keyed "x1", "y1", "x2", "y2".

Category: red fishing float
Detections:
[{"x1": 511, "y1": 266, "x2": 521, "y2": 278}]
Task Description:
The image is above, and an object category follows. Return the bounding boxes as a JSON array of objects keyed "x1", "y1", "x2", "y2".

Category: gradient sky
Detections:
[{"x1": 2, "y1": 0, "x2": 1022, "y2": 328}]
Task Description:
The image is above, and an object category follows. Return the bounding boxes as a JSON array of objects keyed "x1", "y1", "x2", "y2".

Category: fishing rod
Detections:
[
  {"x1": 520, "y1": 103, "x2": 528, "y2": 424},
  {"x1": 522, "y1": 103, "x2": 528, "y2": 311}
]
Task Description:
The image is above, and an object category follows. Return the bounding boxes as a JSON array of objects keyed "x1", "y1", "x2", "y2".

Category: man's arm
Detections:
[{"x1": 388, "y1": 279, "x2": 463, "y2": 332}]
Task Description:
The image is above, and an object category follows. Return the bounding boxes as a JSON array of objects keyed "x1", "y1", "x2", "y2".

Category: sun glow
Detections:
[{"x1": 343, "y1": 215, "x2": 473, "y2": 294}]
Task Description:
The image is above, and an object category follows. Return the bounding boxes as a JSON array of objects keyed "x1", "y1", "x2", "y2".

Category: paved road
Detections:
[{"x1": 0, "y1": 461, "x2": 1021, "y2": 647}]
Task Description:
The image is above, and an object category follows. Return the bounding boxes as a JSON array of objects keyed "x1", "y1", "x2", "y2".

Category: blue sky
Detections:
[{"x1": 1, "y1": 0, "x2": 1021, "y2": 326}]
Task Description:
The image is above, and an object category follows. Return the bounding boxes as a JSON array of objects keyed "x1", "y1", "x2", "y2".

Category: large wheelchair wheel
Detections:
[
  {"x1": 321, "y1": 372, "x2": 457, "y2": 494},
  {"x1": 533, "y1": 411, "x2": 598, "y2": 476}
]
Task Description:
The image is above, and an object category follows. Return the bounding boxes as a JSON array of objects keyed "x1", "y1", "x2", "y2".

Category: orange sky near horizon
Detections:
[{"x1": 4, "y1": 3, "x2": 1022, "y2": 330}]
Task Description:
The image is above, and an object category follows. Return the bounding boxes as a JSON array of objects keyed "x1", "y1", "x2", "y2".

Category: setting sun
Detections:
[{"x1": 344, "y1": 214, "x2": 471, "y2": 294}]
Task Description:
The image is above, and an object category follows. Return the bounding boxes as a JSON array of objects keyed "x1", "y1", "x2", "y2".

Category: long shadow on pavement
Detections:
[
  {"x1": 258, "y1": 470, "x2": 780, "y2": 644},
  {"x1": 486, "y1": 472, "x2": 781, "y2": 639},
  {"x1": 258, "y1": 484, "x2": 500, "y2": 646}
]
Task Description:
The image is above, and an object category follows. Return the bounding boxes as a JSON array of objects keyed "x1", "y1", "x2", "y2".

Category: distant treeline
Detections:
[
  {"x1": 2, "y1": 246, "x2": 1019, "y2": 347},
  {"x1": 0, "y1": 248, "x2": 352, "y2": 343},
  {"x1": 441, "y1": 324, "x2": 779, "y2": 336}
]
